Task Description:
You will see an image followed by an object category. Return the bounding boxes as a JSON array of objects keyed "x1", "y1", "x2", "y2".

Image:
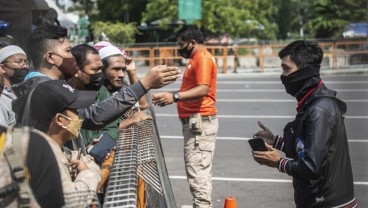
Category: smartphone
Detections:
[
  {"x1": 88, "y1": 133, "x2": 116, "y2": 163},
  {"x1": 248, "y1": 138, "x2": 268, "y2": 151}
]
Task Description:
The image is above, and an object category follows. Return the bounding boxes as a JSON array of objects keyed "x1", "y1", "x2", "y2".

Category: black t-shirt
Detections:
[
  {"x1": 0, "y1": 126, "x2": 65, "y2": 207},
  {"x1": 27, "y1": 131, "x2": 65, "y2": 207}
]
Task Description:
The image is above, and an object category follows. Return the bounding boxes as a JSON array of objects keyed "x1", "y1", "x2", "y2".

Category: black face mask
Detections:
[
  {"x1": 85, "y1": 72, "x2": 104, "y2": 91},
  {"x1": 10, "y1": 68, "x2": 28, "y2": 84},
  {"x1": 178, "y1": 42, "x2": 194, "y2": 59},
  {"x1": 280, "y1": 64, "x2": 321, "y2": 97}
]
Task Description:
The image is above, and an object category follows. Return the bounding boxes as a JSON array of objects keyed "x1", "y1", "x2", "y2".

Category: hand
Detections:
[
  {"x1": 253, "y1": 121, "x2": 276, "y2": 145},
  {"x1": 140, "y1": 65, "x2": 180, "y2": 90},
  {"x1": 103, "y1": 149, "x2": 115, "y2": 162},
  {"x1": 126, "y1": 58, "x2": 136, "y2": 73},
  {"x1": 130, "y1": 111, "x2": 152, "y2": 123},
  {"x1": 152, "y1": 92, "x2": 174, "y2": 107},
  {"x1": 119, "y1": 111, "x2": 152, "y2": 129},
  {"x1": 69, "y1": 158, "x2": 89, "y2": 173},
  {"x1": 252, "y1": 144, "x2": 280, "y2": 168}
]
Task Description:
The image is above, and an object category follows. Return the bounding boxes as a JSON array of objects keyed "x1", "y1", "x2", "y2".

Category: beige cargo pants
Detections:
[{"x1": 182, "y1": 118, "x2": 218, "y2": 208}]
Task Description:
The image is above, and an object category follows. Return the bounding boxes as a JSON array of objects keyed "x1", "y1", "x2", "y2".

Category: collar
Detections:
[
  {"x1": 24, "y1": 71, "x2": 46, "y2": 80},
  {"x1": 190, "y1": 46, "x2": 205, "y2": 59},
  {"x1": 4, "y1": 86, "x2": 11, "y2": 93},
  {"x1": 296, "y1": 80, "x2": 323, "y2": 112}
]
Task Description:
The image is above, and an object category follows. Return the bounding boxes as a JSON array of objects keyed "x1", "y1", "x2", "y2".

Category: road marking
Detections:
[
  {"x1": 215, "y1": 81, "x2": 368, "y2": 84},
  {"x1": 216, "y1": 89, "x2": 368, "y2": 92},
  {"x1": 217, "y1": 99, "x2": 368, "y2": 103},
  {"x1": 160, "y1": 136, "x2": 368, "y2": 143},
  {"x1": 156, "y1": 88, "x2": 368, "y2": 92},
  {"x1": 169, "y1": 176, "x2": 368, "y2": 185},
  {"x1": 164, "y1": 80, "x2": 368, "y2": 84},
  {"x1": 156, "y1": 114, "x2": 368, "y2": 119}
]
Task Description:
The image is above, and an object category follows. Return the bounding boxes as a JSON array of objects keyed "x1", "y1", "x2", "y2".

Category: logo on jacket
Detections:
[
  {"x1": 316, "y1": 196, "x2": 324, "y2": 202},
  {"x1": 295, "y1": 137, "x2": 304, "y2": 158}
]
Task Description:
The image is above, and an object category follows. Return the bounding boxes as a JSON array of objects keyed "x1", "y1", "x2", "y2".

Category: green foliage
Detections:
[
  {"x1": 274, "y1": 0, "x2": 368, "y2": 39},
  {"x1": 91, "y1": 21, "x2": 137, "y2": 45},
  {"x1": 307, "y1": 0, "x2": 368, "y2": 38},
  {"x1": 142, "y1": 0, "x2": 278, "y2": 39},
  {"x1": 142, "y1": 0, "x2": 178, "y2": 29},
  {"x1": 72, "y1": 0, "x2": 367, "y2": 42},
  {"x1": 274, "y1": 0, "x2": 296, "y2": 39},
  {"x1": 96, "y1": 0, "x2": 147, "y2": 23}
]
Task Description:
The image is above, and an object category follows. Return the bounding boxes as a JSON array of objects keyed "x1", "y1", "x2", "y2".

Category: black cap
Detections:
[{"x1": 29, "y1": 80, "x2": 96, "y2": 123}]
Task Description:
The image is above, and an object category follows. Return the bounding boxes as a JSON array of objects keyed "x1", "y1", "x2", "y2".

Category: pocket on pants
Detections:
[
  {"x1": 197, "y1": 123, "x2": 217, "y2": 152},
  {"x1": 204, "y1": 125, "x2": 217, "y2": 137},
  {"x1": 198, "y1": 143, "x2": 214, "y2": 168},
  {"x1": 198, "y1": 141, "x2": 215, "y2": 152}
]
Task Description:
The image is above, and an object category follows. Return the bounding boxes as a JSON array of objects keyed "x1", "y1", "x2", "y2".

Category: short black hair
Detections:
[
  {"x1": 176, "y1": 25, "x2": 204, "y2": 44},
  {"x1": 278, "y1": 40, "x2": 323, "y2": 68},
  {"x1": 27, "y1": 25, "x2": 68, "y2": 69},
  {"x1": 71, "y1": 44, "x2": 99, "y2": 71}
]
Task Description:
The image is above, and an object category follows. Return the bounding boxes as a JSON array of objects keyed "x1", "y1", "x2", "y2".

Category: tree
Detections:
[
  {"x1": 307, "y1": 0, "x2": 368, "y2": 38},
  {"x1": 142, "y1": 0, "x2": 278, "y2": 39},
  {"x1": 96, "y1": 0, "x2": 147, "y2": 23},
  {"x1": 275, "y1": 0, "x2": 300, "y2": 39},
  {"x1": 91, "y1": 21, "x2": 137, "y2": 45}
]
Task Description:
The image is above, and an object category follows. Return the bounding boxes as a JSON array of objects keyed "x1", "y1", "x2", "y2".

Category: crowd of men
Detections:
[
  {"x1": 0, "y1": 23, "x2": 357, "y2": 208},
  {"x1": 0, "y1": 24, "x2": 180, "y2": 207}
]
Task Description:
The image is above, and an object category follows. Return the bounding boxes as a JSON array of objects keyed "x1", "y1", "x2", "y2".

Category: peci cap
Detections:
[
  {"x1": 0, "y1": 45, "x2": 26, "y2": 63},
  {"x1": 98, "y1": 45, "x2": 123, "y2": 60},
  {"x1": 93, "y1": 41, "x2": 112, "y2": 51},
  {"x1": 29, "y1": 80, "x2": 96, "y2": 123},
  {"x1": 98, "y1": 45, "x2": 129, "y2": 60}
]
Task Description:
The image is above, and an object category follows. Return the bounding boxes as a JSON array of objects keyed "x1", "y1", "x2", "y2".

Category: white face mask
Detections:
[{"x1": 59, "y1": 114, "x2": 83, "y2": 140}]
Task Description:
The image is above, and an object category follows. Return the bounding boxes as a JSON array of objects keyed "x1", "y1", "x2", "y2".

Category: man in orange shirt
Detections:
[{"x1": 152, "y1": 25, "x2": 218, "y2": 208}]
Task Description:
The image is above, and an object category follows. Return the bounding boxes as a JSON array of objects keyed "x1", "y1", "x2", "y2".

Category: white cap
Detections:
[
  {"x1": 93, "y1": 41, "x2": 113, "y2": 51},
  {"x1": 98, "y1": 45, "x2": 123, "y2": 60},
  {"x1": 0, "y1": 45, "x2": 26, "y2": 63}
]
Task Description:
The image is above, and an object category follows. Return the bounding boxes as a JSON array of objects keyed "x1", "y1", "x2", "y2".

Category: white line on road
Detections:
[
  {"x1": 160, "y1": 135, "x2": 368, "y2": 143},
  {"x1": 155, "y1": 88, "x2": 368, "y2": 92},
  {"x1": 156, "y1": 114, "x2": 368, "y2": 119},
  {"x1": 215, "y1": 89, "x2": 368, "y2": 92},
  {"x1": 217, "y1": 99, "x2": 368, "y2": 103},
  {"x1": 215, "y1": 81, "x2": 368, "y2": 84},
  {"x1": 169, "y1": 176, "x2": 368, "y2": 185}
]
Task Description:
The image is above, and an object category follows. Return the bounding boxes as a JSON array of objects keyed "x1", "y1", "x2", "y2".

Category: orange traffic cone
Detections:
[{"x1": 224, "y1": 196, "x2": 237, "y2": 208}]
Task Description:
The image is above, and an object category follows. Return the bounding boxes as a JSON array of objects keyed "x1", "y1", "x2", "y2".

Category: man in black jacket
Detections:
[{"x1": 252, "y1": 40, "x2": 356, "y2": 207}]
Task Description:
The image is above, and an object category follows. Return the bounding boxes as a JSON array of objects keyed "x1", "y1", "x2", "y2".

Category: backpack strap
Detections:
[
  {"x1": 3, "y1": 127, "x2": 32, "y2": 207},
  {"x1": 21, "y1": 89, "x2": 35, "y2": 127}
]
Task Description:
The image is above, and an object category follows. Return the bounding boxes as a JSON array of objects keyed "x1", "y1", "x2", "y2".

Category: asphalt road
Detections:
[{"x1": 151, "y1": 73, "x2": 368, "y2": 208}]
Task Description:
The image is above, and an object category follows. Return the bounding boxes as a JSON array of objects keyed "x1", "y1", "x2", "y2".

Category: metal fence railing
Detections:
[
  {"x1": 120, "y1": 40, "x2": 368, "y2": 73},
  {"x1": 103, "y1": 106, "x2": 176, "y2": 208}
]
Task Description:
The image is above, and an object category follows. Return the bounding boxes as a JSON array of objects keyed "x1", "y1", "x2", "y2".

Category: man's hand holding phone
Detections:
[
  {"x1": 248, "y1": 138, "x2": 268, "y2": 151},
  {"x1": 87, "y1": 133, "x2": 116, "y2": 163},
  {"x1": 250, "y1": 140, "x2": 281, "y2": 168}
]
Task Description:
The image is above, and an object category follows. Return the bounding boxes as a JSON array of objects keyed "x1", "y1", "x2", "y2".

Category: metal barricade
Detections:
[{"x1": 103, "y1": 107, "x2": 176, "y2": 208}]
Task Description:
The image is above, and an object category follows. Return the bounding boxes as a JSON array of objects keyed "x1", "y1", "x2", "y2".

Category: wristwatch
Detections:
[{"x1": 173, "y1": 92, "x2": 180, "y2": 102}]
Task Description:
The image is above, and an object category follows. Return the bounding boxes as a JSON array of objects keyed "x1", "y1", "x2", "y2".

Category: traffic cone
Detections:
[{"x1": 224, "y1": 196, "x2": 237, "y2": 208}]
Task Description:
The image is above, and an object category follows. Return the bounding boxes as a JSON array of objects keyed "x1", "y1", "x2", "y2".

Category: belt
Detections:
[{"x1": 180, "y1": 115, "x2": 217, "y2": 125}]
